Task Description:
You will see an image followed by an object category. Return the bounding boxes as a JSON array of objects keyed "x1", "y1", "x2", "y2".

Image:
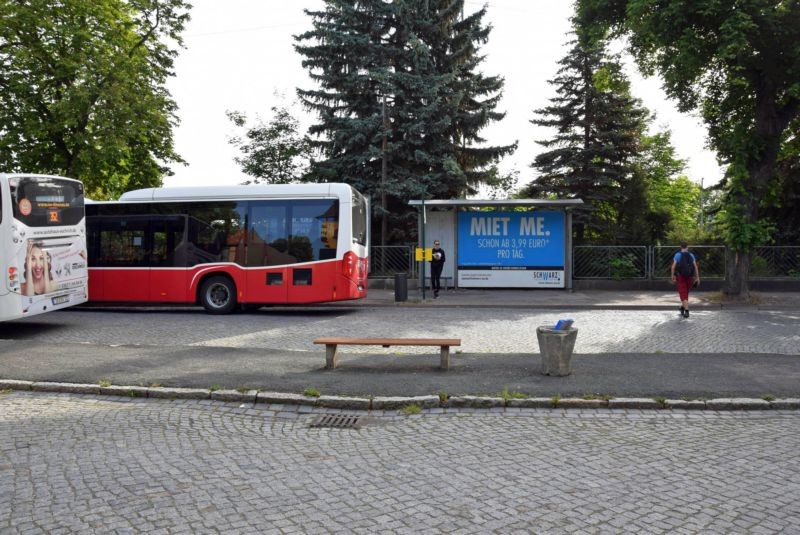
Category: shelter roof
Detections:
[{"x1": 408, "y1": 198, "x2": 583, "y2": 208}]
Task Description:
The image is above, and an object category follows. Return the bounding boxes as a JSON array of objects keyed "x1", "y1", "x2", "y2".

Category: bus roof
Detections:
[{"x1": 116, "y1": 183, "x2": 356, "y2": 202}]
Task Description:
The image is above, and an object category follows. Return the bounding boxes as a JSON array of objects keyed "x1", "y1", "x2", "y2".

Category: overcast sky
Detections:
[{"x1": 165, "y1": 0, "x2": 724, "y2": 191}]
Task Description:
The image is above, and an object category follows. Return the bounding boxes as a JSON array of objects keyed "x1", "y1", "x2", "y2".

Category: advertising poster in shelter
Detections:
[{"x1": 457, "y1": 211, "x2": 565, "y2": 288}]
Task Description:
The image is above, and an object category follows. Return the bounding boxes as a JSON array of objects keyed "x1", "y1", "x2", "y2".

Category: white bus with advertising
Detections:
[{"x1": 1, "y1": 173, "x2": 88, "y2": 321}]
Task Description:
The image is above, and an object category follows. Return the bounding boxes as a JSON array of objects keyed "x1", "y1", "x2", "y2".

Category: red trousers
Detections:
[{"x1": 676, "y1": 275, "x2": 693, "y2": 301}]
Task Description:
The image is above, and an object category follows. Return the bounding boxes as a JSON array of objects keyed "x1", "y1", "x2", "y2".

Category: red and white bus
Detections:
[
  {"x1": 1, "y1": 173, "x2": 89, "y2": 321},
  {"x1": 86, "y1": 183, "x2": 369, "y2": 313}
]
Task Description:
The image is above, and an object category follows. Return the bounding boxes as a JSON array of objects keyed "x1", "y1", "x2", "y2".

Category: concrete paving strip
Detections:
[{"x1": 2, "y1": 380, "x2": 798, "y2": 411}]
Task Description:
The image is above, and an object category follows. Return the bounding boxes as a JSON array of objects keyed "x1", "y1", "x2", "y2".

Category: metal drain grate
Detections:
[{"x1": 310, "y1": 414, "x2": 365, "y2": 429}]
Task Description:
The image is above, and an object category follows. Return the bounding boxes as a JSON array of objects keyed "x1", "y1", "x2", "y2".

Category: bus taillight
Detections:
[{"x1": 342, "y1": 251, "x2": 356, "y2": 279}]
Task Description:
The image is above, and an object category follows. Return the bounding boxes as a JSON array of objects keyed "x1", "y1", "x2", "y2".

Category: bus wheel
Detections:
[{"x1": 200, "y1": 276, "x2": 237, "y2": 314}]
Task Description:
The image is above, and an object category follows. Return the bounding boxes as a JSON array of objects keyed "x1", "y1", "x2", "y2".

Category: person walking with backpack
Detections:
[{"x1": 671, "y1": 241, "x2": 701, "y2": 318}]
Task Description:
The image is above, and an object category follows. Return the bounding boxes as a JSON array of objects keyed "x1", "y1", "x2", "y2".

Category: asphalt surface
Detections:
[{"x1": 1, "y1": 295, "x2": 798, "y2": 398}]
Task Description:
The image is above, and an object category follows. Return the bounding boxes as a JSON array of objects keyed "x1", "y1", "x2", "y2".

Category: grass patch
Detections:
[
  {"x1": 98, "y1": 380, "x2": 112, "y2": 388},
  {"x1": 303, "y1": 387, "x2": 321, "y2": 397},
  {"x1": 653, "y1": 396, "x2": 668, "y2": 408},
  {"x1": 401, "y1": 403, "x2": 421, "y2": 415},
  {"x1": 550, "y1": 394, "x2": 561, "y2": 408},
  {"x1": 149, "y1": 383, "x2": 162, "y2": 388},
  {"x1": 654, "y1": 349, "x2": 664, "y2": 355},
  {"x1": 127, "y1": 389, "x2": 141, "y2": 398},
  {"x1": 235, "y1": 386, "x2": 252, "y2": 394},
  {"x1": 455, "y1": 349, "x2": 463, "y2": 354},
  {"x1": 0, "y1": 389, "x2": 12, "y2": 395},
  {"x1": 210, "y1": 384, "x2": 221, "y2": 392},
  {"x1": 438, "y1": 391, "x2": 449, "y2": 403},
  {"x1": 581, "y1": 393, "x2": 597, "y2": 400},
  {"x1": 761, "y1": 394, "x2": 775, "y2": 402},
  {"x1": 499, "y1": 387, "x2": 527, "y2": 403}
]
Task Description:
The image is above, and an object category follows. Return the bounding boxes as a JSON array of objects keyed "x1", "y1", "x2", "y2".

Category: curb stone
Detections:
[
  {"x1": 256, "y1": 391, "x2": 318, "y2": 406},
  {"x1": 317, "y1": 395, "x2": 371, "y2": 410},
  {"x1": 448, "y1": 396, "x2": 504, "y2": 409},
  {"x1": 1, "y1": 380, "x2": 798, "y2": 411},
  {"x1": 557, "y1": 398, "x2": 608, "y2": 409},
  {"x1": 770, "y1": 398, "x2": 800, "y2": 410},
  {"x1": 31, "y1": 382, "x2": 101, "y2": 395},
  {"x1": 99, "y1": 385, "x2": 149, "y2": 398},
  {"x1": 608, "y1": 398, "x2": 662, "y2": 410},
  {"x1": 148, "y1": 387, "x2": 209, "y2": 400},
  {"x1": 210, "y1": 389, "x2": 257, "y2": 403},
  {"x1": 372, "y1": 395, "x2": 439, "y2": 410},
  {"x1": 0, "y1": 380, "x2": 33, "y2": 391},
  {"x1": 665, "y1": 399, "x2": 707, "y2": 410},
  {"x1": 706, "y1": 398, "x2": 771, "y2": 410},
  {"x1": 506, "y1": 398, "x2": 554, "y2": 409}
]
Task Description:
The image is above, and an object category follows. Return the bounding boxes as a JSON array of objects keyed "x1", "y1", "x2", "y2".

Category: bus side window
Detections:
[
  {"x1": 99, "y1": 217, "x2": 148, "y2": 267},
  {"x1": 150, "y1": 216, "x2": 185, "y2": 267}
]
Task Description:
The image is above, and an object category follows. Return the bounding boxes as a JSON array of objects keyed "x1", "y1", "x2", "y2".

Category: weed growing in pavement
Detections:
[
  {"x1": 235, "y1": 386, "x2": 251, "y2": 394},
  {"x1": 653, "y1": 396, "x2": 668, "y2": 408},
  {"x1": 455, "y1": 350, "x2": 463, "y2": 354},
  {"x1": 303, "y1": 387, "x2": 321, "y2": 397},
  {"x1": 0, "y1": 389, "x2": 12, "y2": 395},
  {"x1": 401, "y1": 404, "x2": 421, "y2": 415},
  {"x1": 654, "y1": 349, "x2": 664, "y2": 355},
  {"x1": 127, "y1": 389, "x2": 140, "y2": 398},
  {"x1": 582, "y1": 393, "x2": 597, "y2": 400},
  {"x1": 210, "y1": 384, "x2": 221, "y2": 392},
  {"x1": 550, "y1": 394, "x2": 561, "y2": 408},
  {"x1": 150, "y1": 383, "x2": 162, "y2": 388},
  {"x1": 499, "y1": 387, "x2": 526, "y2": 402},
  {"x1": 98, "y1": 380, "x2": 112, "y2": 388},
  {"x1": 761, "y1": 394, "x2": 775, "y2": 402},
  {"x1": 438, "y1": 392, "x2": 449, "y2": 403}
]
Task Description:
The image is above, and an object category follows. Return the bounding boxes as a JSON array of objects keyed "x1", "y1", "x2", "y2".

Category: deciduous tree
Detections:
[
  {"x1": 578, "y1": 0, "x2": 800, "y2": 296},
  {"x1": 0, "y1": 0, "x2": 190, "y2": 199}
]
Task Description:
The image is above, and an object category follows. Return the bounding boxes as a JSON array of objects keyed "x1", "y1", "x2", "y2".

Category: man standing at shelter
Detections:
[
  {"x1": 671, "y1": 241, "x2": 701, "y2": 318},
  {"x1": 430, "y1": 240, "x2": 446, "y2": 298}
]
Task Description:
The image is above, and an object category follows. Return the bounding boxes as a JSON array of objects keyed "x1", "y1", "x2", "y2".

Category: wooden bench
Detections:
[{"x1": 313, "y1": 337, "x2": 461, "y2": 370}]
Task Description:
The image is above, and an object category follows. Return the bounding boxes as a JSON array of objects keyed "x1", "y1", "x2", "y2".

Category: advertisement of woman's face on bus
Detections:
[{"x1": 18, "y1": 238, "x2": 88, "y2": 314}]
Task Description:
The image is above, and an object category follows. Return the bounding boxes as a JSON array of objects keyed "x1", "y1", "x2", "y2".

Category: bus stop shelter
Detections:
[{"x1": 409, "y1": 198, "x2": 584, "y2": 291}]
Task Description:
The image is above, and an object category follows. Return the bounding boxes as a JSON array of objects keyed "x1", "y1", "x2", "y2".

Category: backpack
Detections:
[{"x1": 677, "y1": 251, "x2": 695, "y2": 277}]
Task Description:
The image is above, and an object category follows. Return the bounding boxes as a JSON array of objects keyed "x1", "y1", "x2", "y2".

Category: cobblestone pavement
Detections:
[
  {"x1": 7, "y1": 307, "x2": 800, "y2": 355},
  {"x1": 2, "y1": 391, "x2": 799, "y2": 534}
]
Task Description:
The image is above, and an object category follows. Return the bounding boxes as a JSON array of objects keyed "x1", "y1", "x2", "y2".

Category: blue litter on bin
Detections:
[{"x1": 554, "y1": 319, "x2": 574, "y2": 330}]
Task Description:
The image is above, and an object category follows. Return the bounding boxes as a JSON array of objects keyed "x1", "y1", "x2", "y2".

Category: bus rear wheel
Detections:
[{"x1": 200, "y1": 276, "x2": 237, "y2": 314}]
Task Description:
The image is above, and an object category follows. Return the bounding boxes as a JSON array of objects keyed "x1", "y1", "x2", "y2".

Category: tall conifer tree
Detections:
[
  {"x1": 523, "y1": 36, "x2": 648, "y2": 243},
  {"x1": 295, "y1": 0, "x2": 514, "y2": 243}
]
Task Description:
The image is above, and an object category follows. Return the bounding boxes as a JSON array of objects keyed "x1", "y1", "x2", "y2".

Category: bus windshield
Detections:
[{"x1": 10, "y1": 176, "x2": 85, "y2": 227}]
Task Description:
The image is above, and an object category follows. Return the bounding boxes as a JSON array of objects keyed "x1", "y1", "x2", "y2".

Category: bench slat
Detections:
[{"x1": 314, "y1": 337, "x2": 460, "y2": 346}]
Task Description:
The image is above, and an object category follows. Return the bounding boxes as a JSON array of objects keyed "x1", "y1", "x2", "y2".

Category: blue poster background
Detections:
[{"x1": 457, "y1": 211, "x2": 565, "y2": 268}]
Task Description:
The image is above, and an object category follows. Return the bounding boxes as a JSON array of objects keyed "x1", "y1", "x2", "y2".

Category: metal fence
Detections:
[
  {"x1": 651, "y1": 245, "x2": 727, "y2": 280},
  {"x1": 370, "y1": 244, "x2": 800, "y2": 280},
  {"x1": 573, "y1": 246, "x2": 648, "y2": 279},
  {"x1": 750, "y1": 246, "x2": 800, "y2": 279},
  {"x1": 369, "y1": 246, "x2": 414, "y2": 277}
]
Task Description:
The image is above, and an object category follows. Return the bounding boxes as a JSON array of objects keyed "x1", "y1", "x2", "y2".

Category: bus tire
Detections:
[{"x1": 199, "y1": 276, "x2": 237, "y2": 314}]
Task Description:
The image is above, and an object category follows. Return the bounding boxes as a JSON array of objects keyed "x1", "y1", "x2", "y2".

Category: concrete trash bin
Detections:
[{"x1": 536, "y1": 326, "x2": 578, "y2": 376}]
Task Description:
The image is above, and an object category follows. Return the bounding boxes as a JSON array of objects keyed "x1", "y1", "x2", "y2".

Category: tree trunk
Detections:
[{"x1": 725, "y1": 249, "x2": 751, "y2": 299}]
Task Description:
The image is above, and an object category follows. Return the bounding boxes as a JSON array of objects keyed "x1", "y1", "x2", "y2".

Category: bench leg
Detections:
[
  {"x1": 440, "y1": 346, "x2": 450, "y2": 370},
  {"x1": 325, "y1": 344, "x2": 339, "y2": 369}
]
